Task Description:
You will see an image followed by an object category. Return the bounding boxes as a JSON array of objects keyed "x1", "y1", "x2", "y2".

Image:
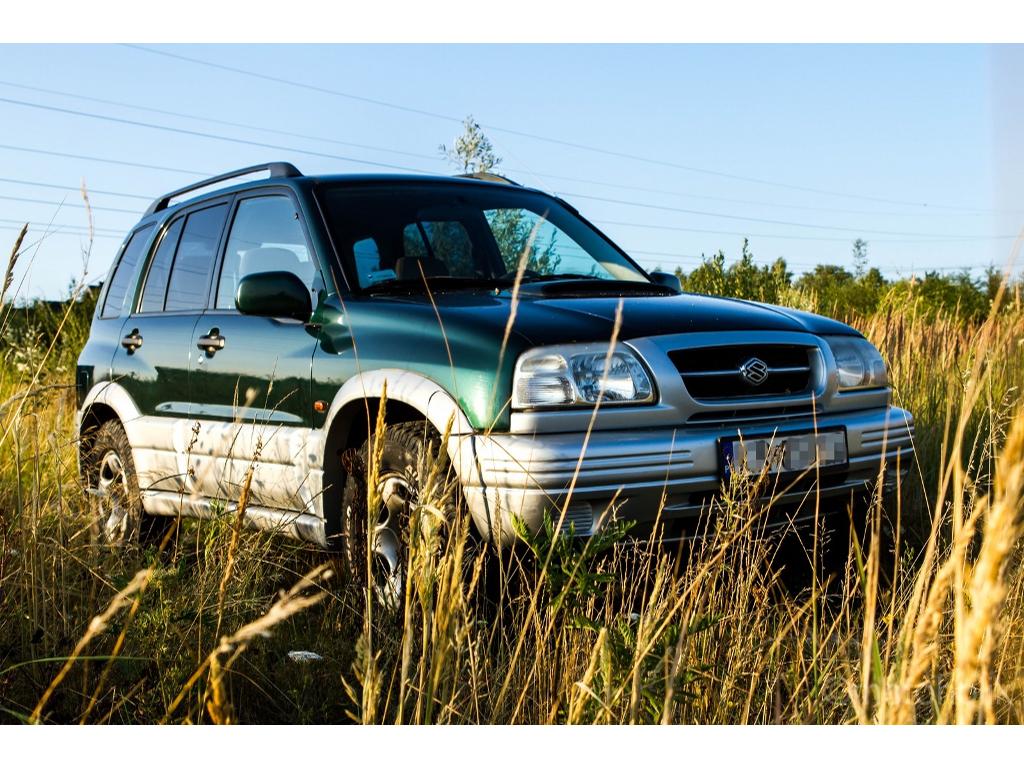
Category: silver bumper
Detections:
[{"x1": 449, "y1": 406, "x2": 914, "y2": 544}]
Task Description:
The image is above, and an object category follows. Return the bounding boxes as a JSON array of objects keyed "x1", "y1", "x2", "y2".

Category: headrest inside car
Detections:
[{"x1": 241, "y1": 247, "x2": 313, "y2": 284}]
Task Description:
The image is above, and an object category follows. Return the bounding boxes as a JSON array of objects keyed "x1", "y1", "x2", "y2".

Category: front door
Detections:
[{"x1": 188, "y1": 193, "x2": 323, "y2": 513}]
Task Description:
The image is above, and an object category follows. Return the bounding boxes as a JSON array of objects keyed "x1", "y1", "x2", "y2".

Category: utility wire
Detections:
[
  {"x1": 0, "y1": 216, "x2": 126, "y2": 235},
  {"x1": 0, "y1": 175, "x2": 154, "y2": 200},
  {"x1": 563, "y1": 191, "x2": 1003, "y2": 239},
  {"x1": 0, "y1": 165, "x2": 1010, "y2": 247},
  {"x1": 0, "y1": 94, "x2": 1011, "y2": 242},
  {"x1": 0, "y1": 193, "x2": 142, "y2": 216},
  {"x1": 0, "y1": 96, "x2": 431, "y2": 174},
  {"x1": 591, "y1": 218, "x2": 1016, "y2": 244},
  {"x1": 4, "y1": 78, "x2": 1009, "y2": 218},
  {"x1": 121, "y1": 43, "x2": 1006, "y2": 214},
  {"x1": 0, "y1": 79, "x2": 447, "y2": 166},
  {"x1": 0, "y1": 222, "x2": 120, "y2": 240},
  {"x1": 0, "y1": 142, "x2": 209, "y2": 176}
]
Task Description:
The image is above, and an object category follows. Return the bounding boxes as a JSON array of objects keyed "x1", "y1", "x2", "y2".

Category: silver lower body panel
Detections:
[{"x1": 450, "y1": 406, "x2": 914, "y2": 545}]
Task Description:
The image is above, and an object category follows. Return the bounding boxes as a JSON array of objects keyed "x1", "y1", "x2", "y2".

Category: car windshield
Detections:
[{"x1": 319, "y1": 182, "x2": 650, "y2": 290}]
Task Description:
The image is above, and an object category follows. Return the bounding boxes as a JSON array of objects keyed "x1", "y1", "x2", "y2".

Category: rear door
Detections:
[
  {"x1": 189, "y1": 191, "x2": 324, "y2": 513},
  {"x1": 78, "y1": 223, "x2": 155, "y2": 408},
  {"x1": 111, "y1": 201, "x2": 230, "y2": 496}
]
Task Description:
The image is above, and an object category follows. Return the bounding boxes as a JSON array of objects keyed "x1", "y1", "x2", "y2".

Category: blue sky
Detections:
[{"x1": 0, "y1": 44, "x2": 1017, "y2": 298}]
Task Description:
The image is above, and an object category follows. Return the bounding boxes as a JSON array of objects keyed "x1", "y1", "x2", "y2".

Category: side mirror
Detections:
[
  {"x1": 236, "y1": 271, "x2": 312, "y2": 321},
  {"x1": 649, "y1": 270, "x2": 682, "y2": 293}
]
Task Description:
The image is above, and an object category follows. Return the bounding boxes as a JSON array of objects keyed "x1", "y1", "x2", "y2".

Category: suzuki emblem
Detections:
[{"x1": 739, "y1": 357, "x2": 769, "y2": 386}]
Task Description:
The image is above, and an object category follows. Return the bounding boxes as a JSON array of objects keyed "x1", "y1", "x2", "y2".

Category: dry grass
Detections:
[{"x1": 1, "y1": 227, "x2": 1024, "y2": 723}]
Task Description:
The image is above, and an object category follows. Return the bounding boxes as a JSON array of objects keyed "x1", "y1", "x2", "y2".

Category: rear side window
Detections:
[
  {"x1": 164, "y1": 204, "x2": 229, "y2": 312},
  {"x1": 215, "y1": 196, "x2": 313, "y2": 309},
  {"x1": 139, "y1": 218, "x2": 184, "y2": 313},
  {"x1": 100, "y1": 225, "x2": 153, "y2": 318}
]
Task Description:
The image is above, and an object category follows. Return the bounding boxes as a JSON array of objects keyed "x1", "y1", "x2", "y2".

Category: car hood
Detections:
[{"x1": 392, "y1": 290, "x2": 861, "y2": 346}]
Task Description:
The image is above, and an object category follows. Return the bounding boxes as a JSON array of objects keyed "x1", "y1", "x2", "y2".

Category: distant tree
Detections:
[
  {"x1": 852, "y1": 238, "x2": 868, "y2": 278},
  {"x1": 795, "y1": 262, "x2": 890, "y2": 318},
  {"x1": 438, "y1": 116, "x2": 564, "y2": 275},
  {"x1": 485, "y1": 208, "x2": 561, "y2": 274},
  {"x1": 678, "y1": 240, "x2": 790, "y2": 304},
  {"x1": 985, "y1": 265, "x2": 1008, "y2": 305},
  {"x1": 440, "y1": 115, "x2": 502, "y2": 174}
]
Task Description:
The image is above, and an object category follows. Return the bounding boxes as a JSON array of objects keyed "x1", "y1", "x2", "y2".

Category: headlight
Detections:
[
  {"x1": 824, "y1": 336, "x2": 889, "y2": 391},
  {"x1": 512, "y1": 343, "x2": 655, "y2": 409}
]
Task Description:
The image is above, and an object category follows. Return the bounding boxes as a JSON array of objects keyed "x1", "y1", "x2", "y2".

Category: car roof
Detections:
[{"x1": 137, "y1": 164, "x2": 540, "y2": 228}]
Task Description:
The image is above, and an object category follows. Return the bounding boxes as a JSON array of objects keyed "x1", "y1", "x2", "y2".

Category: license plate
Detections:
[{"x1": 721, "y1": 429, "x2": 848, "y2": 477}]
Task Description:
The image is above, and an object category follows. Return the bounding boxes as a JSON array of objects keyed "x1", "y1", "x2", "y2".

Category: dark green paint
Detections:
[
  {"x1": 80, "y1": 171, "x2": 863, "y2": 437},
  {"x1": 189, "y1": 312, "x2": 317, "y2": 427},
  {"x1": 112, "y1": 313, "x2": 200, "y2": 419}
]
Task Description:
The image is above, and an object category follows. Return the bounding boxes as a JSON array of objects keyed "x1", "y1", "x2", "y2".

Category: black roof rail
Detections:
[
  {"x1": 454, "y1": 171, "x2": 520, "y2": 186},
  {"x1": 144, "y1": 162, "x2": 303, "y2": 216}
]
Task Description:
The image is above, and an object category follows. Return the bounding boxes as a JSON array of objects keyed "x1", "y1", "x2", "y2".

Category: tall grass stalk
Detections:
[{"x1": 3, "y1": 223, "x2": 1024, "y2": 723}]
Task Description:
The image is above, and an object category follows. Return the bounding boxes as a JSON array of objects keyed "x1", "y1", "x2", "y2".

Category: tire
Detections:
[
  {"x1": 339, "y1": 421, "x2": 455, "y2": 609},
  {"x1": 83, "y1": 420, "x2": 171, "y2": 548}
]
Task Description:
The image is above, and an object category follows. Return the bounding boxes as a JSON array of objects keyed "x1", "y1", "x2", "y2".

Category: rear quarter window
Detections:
[{"x1": 100, "y1": 224, "x2": 154, "y2": 318}]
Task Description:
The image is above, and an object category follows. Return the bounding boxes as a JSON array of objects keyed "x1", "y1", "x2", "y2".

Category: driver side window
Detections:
[{"x1": 215, "y1": 195, "x2": 317, "y2": 310}]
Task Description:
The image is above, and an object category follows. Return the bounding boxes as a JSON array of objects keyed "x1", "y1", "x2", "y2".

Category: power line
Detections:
[
  {"x1": 0, "y1": 142, "x2": 209, "y2": 176},
  {"x1": 121, "y1": 44, "x2": 461, "y2": 125},
  {"x1": 121, "y1": 43, "x2": 1004, "y2": 214},
  {"x1": 0, "y1": 95, "x2": 438, "y2": 175},
  {"x1": 2, "y1": 94, "x2": 1013, "y2": 243},
  {"x1": 0, "y1": 223, "x2": 120, "y2": 240},
  {"x1": 0, "y1": 159, "x2": 1011, "y2": 250},
  {"x1": 0, "y1": 79, "x2": 447, "y2": 166},
  {"x1": 0, "y1": 162, "x2": 1011, "y2": 248},
  {"x1": 563, "y1": 191, "x2": 1004, "y2": 240},
  {"x1": 0, "y1": 175, "x2": 154, "y2": 200},
  {"x1": 0, "y1": 217, "x2": 126, "y2": 236},
  {"x1": 593, "y1": 218, "x2": 1017, "y2": 244},
  {"x1": 541, "y1": 172, "x2": 1015, "y2": 218},
  {"x1": 0, "y1": 193, "x2": 142, "y2": 216},
  {"x1": 5, "y1": 77, "x2": 1003, "y2": 219}
]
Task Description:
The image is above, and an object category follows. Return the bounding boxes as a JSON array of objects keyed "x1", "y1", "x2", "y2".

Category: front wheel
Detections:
[{"x1": 339, "y1": 421, "x2": 455, "y2": 609}]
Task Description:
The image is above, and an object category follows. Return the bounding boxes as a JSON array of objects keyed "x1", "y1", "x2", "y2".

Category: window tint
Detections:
[
  {"x1": 164, "y1": 204, "x2": 228, "y2": 312},
  {"x1": 484, "y1": 208, "x2": 615, "y2": 279},
  {"x1": 215, "y1": 196, "x2": 313, "y2": 309},
  {"x1": 402, "y1": 220, "x2": 474, "y2": 276},
  {"x1": 321, "y1": 185, "x2": 648, "y2": 290},
  {"x1": 139, "y1": 218, "x2": 184, "y2": 313},
  {"x1": 101, "y1": 225, "x2": 153, "y2": 318}
]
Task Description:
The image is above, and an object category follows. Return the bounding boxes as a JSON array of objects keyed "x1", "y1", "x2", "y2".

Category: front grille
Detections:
[
  {"x1": 669, "y1": 344, "x2": 816, "y2": 400},
  {"x1": 686, "y1": 404, "x2": 819, "y2": 427}
]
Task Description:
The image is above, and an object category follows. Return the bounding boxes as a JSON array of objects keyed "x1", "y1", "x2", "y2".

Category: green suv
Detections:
[{"x1": 76, "y1": 163, "x2": 914, "y2": 583}]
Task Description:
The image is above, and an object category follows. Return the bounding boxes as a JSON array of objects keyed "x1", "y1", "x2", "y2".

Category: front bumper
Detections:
[{"x1": 449, "y1": 406, "x2": 914, "y2": 544}]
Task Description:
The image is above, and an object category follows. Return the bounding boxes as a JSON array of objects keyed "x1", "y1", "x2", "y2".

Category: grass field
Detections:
[{"x1": 2, "y1": 228, "x2": 1024, "y2": 724}]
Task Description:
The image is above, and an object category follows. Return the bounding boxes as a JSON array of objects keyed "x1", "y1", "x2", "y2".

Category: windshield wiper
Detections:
[
  {"x1": 516, "y1": 278, "x2": 677, "y2": 297},
  {"x1": 518, "y1": 273, "x2": 604, "y2": 283},
  {"x1": 364, "y1": 275, "x2": 513, "y2": 295}
]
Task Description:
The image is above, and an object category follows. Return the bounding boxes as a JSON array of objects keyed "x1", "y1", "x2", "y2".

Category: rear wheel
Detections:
[
  {"x1": 339, "y1": 421, "x2": 454, "y2": 609},
  {"x1": 83, "y1": 420, "x2": 171, "y2": 547}
]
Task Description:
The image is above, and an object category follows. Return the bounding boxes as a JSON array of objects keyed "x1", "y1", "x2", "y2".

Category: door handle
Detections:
[
  {"x1": 120, "y1": 330, "x2": 143, "y2": 353},
  {"x1": 197, "y1": 329, "x2": 226, "y2": 355}
]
